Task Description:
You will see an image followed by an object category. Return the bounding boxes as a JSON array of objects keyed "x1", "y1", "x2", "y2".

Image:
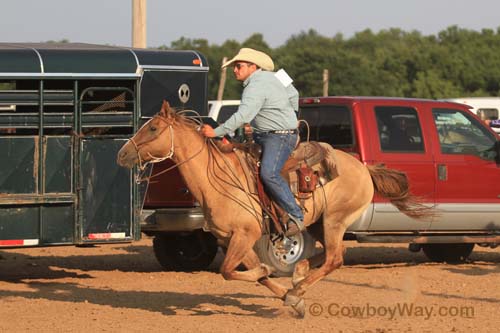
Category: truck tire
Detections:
[
  {"x1": 152, "y1": 230, "x2": 218, "y2": 271},
  {"x1": 422, "y1": 243, "x2": 474, "y2": 263},
  {"x1": 254, "y1": 231, "x2": 316, "y2": 277}
]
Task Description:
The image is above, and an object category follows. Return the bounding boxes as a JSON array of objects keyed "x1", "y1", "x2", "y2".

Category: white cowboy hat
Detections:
[{"x1": 222, "y1": 48, "x2": 275, "y2": 71}]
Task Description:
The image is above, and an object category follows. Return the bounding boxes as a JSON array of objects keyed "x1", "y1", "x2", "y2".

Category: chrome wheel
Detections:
[
  {"x1": 270, "y1": 233, "x2": 307, "y2": 265},
  {"x1": 254, "y1": 231, "x2": 316, "y2": 277}
]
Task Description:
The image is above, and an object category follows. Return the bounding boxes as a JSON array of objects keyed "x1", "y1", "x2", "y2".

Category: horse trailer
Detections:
[{"x1": 0, "y1": 43, "x2": 208, "y2": 248}]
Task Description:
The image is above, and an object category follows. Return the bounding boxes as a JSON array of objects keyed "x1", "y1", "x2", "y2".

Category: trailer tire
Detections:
[
  {"x1": 254, "y1": 231, "x2": 316, "y2": 277},
  {"x1": 422, "y1": 243, "x2": 474, "y2": 263},
  {"x1": 152, "y1": 230, "x2": 218, "y2": 271}
]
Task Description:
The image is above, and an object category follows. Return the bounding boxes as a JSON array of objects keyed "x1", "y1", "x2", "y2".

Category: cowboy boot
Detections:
[{"x1": 285, "y1": 214, "x2": 306, "y2": 237}]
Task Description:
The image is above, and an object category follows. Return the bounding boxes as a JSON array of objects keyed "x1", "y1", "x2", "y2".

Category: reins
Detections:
[
  {"x1": 205, "y1": 139, "x2": 262, "y2": 223},
  {"x1": 130, "y1": 110, "x2": 262, "y2": 222},
  {"x1": 136, "y1": 136, "x2": 206, "y2": 183}
]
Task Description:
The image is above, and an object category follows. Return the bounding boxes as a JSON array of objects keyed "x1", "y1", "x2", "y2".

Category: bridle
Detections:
[
  {"x1": 128, "y1": 112, "x2": 206, "y2": 183},
  {"x1": 128, "y1": 115, "x2": 175, "y2": 172}
]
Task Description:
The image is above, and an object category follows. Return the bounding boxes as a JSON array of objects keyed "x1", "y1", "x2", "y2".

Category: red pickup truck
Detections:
[{"x1": 142, "y1": 96, "x2": 500, "y2": 275}]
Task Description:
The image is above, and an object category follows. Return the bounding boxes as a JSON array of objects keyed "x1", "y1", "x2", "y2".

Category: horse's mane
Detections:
[
  {"x1": 170, "y1": 108, "x2": 203, "y2": 129},
  {"x1": 168, "y1": 107, "x2": 251, "y2": 181}
]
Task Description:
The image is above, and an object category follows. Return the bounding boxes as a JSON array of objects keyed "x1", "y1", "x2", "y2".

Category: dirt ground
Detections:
[{"x1": 0, "y1": 236, "x2": 498, "y2": 333}]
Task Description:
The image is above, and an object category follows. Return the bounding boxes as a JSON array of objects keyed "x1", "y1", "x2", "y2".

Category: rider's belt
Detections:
[{"x1": 268, "y1": 129, "x2": 298, "y2": 134}]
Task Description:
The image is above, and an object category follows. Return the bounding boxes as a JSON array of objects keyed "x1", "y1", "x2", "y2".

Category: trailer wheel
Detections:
[
  {"x1": 422, "y1": 243, "x2": 474, "y2": 263},
  {"x1": 254, "y1": 231, "x2": 316, "y2": 277},
  {"x1": 152, "y1": 230, "x2": 218, "y2": 271}
]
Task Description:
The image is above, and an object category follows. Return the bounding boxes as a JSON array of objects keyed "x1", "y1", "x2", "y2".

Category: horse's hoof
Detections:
[
  {"x1": 283, "y1": 292, "x2": 301, "y2": 306},
  {"x1": 292, "y1": 299, "x2": 306, "y2": 318}
]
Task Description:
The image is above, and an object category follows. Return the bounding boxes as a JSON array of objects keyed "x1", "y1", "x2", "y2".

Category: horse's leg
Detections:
[
  {"x1": 291, "y1": 218, "x2": 328, "y2": 287},
  {"x1": 284, "y1": 223, "x2": 346, "y2": 317},
  {"x1": 220, "y1": 230, "x2": 273, "y2": 283},
  {"x1": 240, "y1": 249, "x2": 288, "y2": 299},
  {"x1": 292, "y1": 242, "x2": 348, "y2": 287},
  {"x1": 292, "y1": 251, "x2": 326, "y2": 287}
]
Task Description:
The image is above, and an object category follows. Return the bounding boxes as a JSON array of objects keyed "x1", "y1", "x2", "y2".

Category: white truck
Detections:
[
  {"x1": 207, "y1": 100, "x2": 241, "y2": 123},
  {"x1": 444, "y1": 97, "x2": 500, "y2": 133}
]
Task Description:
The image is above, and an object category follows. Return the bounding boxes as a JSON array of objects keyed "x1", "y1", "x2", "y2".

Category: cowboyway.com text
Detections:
[{"x1": 308, "y1": 302, "x2": 475, "y2": 319}]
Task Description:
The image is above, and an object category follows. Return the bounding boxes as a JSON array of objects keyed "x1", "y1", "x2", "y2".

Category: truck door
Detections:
[
  {"x1": 430, "y1": 108, "x2": 500, "y2": 230},
  {"x1": 365, "y1": 104, "x2": 435, "y2": 230}
]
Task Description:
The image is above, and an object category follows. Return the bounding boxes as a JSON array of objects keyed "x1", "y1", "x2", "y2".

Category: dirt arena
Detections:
[{"x1": 0, "y1": 236, "x2": 498, "y2": 332}]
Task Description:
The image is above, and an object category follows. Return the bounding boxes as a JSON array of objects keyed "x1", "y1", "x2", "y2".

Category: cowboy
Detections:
[{"x1": 201, "y1": 48, "x2": 305, "y2": 236}]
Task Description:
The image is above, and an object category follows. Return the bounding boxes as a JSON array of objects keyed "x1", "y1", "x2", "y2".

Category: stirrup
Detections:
[{"x1": 285, "y1": 216, "x2": 305, "y2": 237}]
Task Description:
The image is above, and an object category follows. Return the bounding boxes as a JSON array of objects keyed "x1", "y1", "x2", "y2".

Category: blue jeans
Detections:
[{"x1": 254, "y1": 132, "x2": 304, "y2": 221}]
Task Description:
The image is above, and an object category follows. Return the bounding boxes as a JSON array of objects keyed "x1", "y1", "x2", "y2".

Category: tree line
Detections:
[{"x1": 160, "y1": 26, "x2": 500, "y2": 101}]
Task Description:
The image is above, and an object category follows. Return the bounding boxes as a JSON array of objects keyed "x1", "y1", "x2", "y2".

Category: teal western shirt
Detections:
[{"x1": 214, "y1": 69, "x2": 299, "y2": 137}]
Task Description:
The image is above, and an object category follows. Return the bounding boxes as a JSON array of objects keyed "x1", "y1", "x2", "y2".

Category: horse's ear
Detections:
[{"x1": 160, "y1": 100, "x2": 174, "y2": 118}]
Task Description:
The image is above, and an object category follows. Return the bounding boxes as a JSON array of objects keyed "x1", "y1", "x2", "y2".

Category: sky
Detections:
[{"x1": 1, "y1": 0, "x2": 499, "y2": 48}]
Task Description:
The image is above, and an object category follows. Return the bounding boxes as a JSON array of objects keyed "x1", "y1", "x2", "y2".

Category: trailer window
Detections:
[
  {"x1": 476, "y1": 108, "x2": 499, "y2": 121},
  {"x1": 79, "y1": 85, "x2": 135, "y2": 136},
  {"x1": 375, "y1": 106, "x2": 425, "y2": 153}
]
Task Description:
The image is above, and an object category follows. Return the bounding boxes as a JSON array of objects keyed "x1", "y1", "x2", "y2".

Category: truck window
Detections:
[
  {"x1": 298, "y1": 105, "x2": 353, "y2": 147},
  {"x1": 432, "y1": 108, "x2": 496, "y2": 159},
  {"x1": 374, "y1": 106, "x2": 425, "y2": 152}
]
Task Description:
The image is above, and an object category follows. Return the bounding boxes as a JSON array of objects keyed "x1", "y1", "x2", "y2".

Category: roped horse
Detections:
[{"x1": 117, "y1": 101, "x2": 431, "y2": 317}]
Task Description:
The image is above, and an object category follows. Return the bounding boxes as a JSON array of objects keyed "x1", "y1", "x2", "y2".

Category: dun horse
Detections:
[{"x1": 117, "y1": 101, "x2": 430, "y2": 317}]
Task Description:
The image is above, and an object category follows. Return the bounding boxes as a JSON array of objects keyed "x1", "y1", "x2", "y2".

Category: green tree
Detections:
[{"x1": 153, "y1": 25, "x2": 500, "y2": 100}]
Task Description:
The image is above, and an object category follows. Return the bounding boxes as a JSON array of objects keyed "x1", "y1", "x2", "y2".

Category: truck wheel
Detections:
[
  {"x1": 422, "y1": 243, "x2": 474, "y2": 263},
  {"x1": 254, "y1": 231, "x2": 316, "y2": 277},
  {"x1": 152, "y1": 230, "x2": 218, "y2": 271}
]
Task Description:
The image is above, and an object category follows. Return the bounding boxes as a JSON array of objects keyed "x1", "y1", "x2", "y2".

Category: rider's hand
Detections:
[{"x1": 200, "y1": 124, "x2": 216, "y2": 138}]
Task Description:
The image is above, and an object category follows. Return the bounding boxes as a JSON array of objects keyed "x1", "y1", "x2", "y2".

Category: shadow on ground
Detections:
[
  {"x1": 0, "y1": 242, "x2": 497, "y2": 281},
  {"x1": 0, "y1": 280, "x2": 278, "y2": 317}
]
